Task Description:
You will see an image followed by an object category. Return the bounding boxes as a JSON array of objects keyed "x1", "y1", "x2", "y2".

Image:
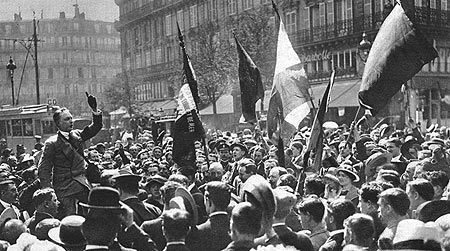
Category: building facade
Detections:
[
  {"x1": 114, "y1": 0, "x2": 450, "y2": 129},
  {"x1": 0, "y1": 5, "x2": 121, "y2": 116}
]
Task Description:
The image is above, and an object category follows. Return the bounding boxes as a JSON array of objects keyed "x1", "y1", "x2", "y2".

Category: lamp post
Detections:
[
  {"x1": 357, "y1": 32, "x2": 372, "y2": 63},
  {"x1": 6, "y1": 57, "x2": 17, "y2": 106}
]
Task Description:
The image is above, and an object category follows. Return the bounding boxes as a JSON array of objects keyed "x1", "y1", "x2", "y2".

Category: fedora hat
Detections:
[
  {"x1": 241, "y1": 175, "x2": 276, "y2": 219},
  {"x1": 424, "y1": 137, "x2": 445, "y2": 150},
  {"x1": 48, "y1": 215, "x2": 86, "y2": 248},
  {"x1": 273, "y1": 188, "x2": 296, "y2": 216},
  {"x1": 169, "y1": 187, "x2": 198, "y2": 226},
  {"x1": 230, "y1": 141, "x2": 248, "y2": 154},
  {"x1": 0, "y1": 207, "x2": 17, "y2": 227},
  {"x1": 112, "y1": 167, "x2": 141, "y2": 183},
  {"x1": 393, "y1": 219, "x2": 443, "y2": 247},
  {"x1": 364, "y1": 151, "x2": 392, "y2": 178},
  {"x1": 145, "y1": 174, "x2": 167, "y2": 188},
  {"x1": 79, "y1": 186, "x2": 122, "y2": 209},
  {"x1": 337, "y1": 164, "x2": 360, "y2": 182},
  {"x1": 400, "y1": 136, "x2": 419, "y2": 159}
]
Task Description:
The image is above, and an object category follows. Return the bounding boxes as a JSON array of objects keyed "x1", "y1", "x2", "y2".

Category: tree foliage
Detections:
[
  {"x1": 189, "y1": 21, "x2": 236, "y2": 114},
  {"x1": 226, "y1": 6, "x2": 277, "y2": 90},
  {"x1": 103, "y1": 74, "x2": 135, "y2": 113}
]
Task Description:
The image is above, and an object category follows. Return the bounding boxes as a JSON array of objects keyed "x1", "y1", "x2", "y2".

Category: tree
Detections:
[
  {"x1": 103, "y1": 74, "x2": 135, "y2": 114},
  {"x1": 189, "y1": 21, "x2": 236, "y2": 114}
]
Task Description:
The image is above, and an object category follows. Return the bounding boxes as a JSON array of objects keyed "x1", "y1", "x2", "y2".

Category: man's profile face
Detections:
[
  {"x1": 1, "y1": 183, "x2": 18, "y2": 204},
  {"x1": 57, "y1": 110, "x2": 73, "y2": 132},
  {"x1": 47, "y1": 192, "x2": 60, "y2": 216}
]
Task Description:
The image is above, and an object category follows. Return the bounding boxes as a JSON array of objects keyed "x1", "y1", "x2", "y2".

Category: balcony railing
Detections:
[{"x1": 292, "y1": 8, "x2": 450, "y2": 45}]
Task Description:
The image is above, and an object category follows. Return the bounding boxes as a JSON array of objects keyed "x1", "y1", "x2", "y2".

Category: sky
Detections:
[{"x1": 0, "y1": 0, "x2": 119, "y2": 22}]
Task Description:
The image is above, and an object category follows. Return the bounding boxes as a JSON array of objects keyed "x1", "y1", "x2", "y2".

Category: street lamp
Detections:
[
  {"x1": 6, "y1": 57, "x2": 17, "y2": 105},
  {"x1": 357, "y1": 32, "x2": 372, "y2": 63}
]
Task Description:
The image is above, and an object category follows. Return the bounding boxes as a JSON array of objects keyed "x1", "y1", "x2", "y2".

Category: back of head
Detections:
[
  {"x1": 345, "y1": 213, "x2": 375, "y2": 246},
  {"x1": 408, "y1": 178, "x2": 434, "y2": 201},
  {"x1": 204, "y1": 181, "x2": 231, "y2": 211},
  {"x1": 162, "y1": 209, "x2": 191, "y2": 241},
  {"x1": 0, "y1": 219, "x2": 26, "y2": 244},
  {"x1": 379, "y1": 188, "x2": 410, "y2": 216},
  {"x1": 360, "y1": 181, "x2": 385, "y2": 205},
  {"x1": 297, "y1": 197, "x2": 325, "y2": 223},
  {"x1": 231, "y1": 202, "x2": 262, "y2": 238},
  {"x1": 35, "y1": 218, "x2": 60, "y2": 240},
  {"x1": 168, "y1": 174, "x2": 189, "y2": 187},
  {"x1": 81, "y1": 216, "x2": 121, "y2": 246},
  {"x1": 304, "y1": 174, "x2": 325, "y2": 197},
  {"x1": 328, "y1": 198, "x2": 356, "y2": 229}
]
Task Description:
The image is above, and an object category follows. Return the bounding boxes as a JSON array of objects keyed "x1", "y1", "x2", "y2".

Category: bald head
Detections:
[{"x1": 0, "y1": 219, "x2": 26, "y2": 244}]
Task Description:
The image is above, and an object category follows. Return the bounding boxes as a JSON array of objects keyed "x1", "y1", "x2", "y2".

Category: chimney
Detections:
[
  {"x1": 59, "y1": 12, "x2": 65, "y2": 19},
  {"x1": 14, "y1": 13, "x2": 22, "y2": 21}
]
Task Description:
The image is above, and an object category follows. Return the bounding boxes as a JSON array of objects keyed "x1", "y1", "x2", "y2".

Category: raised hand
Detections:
[{"x1": 86, "y1": 92, "x2": 97, "y2": 111}]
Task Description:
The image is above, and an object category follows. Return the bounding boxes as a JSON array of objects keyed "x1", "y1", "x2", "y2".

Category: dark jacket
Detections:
[
  {"x1": 123, "y1": 197, "x2": 161, "y2": 226},
  {"x1": 163, "y1": 243, "x2": 190, "y2": 251},
  {"x1": 141, "y1": 217, "x2": 165, "y2": 251},
  {"x1": 273, "y1": 224, "x2": 314, "y2": 251},
  {"x1": 188, "y1": 212, "x2": 231, "y2": 251},
  {"x1": 38, "y1": 113, "x2": 102, "y2": 198},
  {"x1": 221, "y1": 241, "x2": 254, "y2": 251},
  {"x1": 319, "y1": 229, "x2": 344, "y2": 251}
]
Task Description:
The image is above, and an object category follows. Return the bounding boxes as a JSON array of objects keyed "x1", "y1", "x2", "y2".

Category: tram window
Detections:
[
  {"x1": 35, "y1": 119, "x2": 42, "y2": 135},
  {"x1": 23, "y1": 119, "x2": 33, "y2": 136},
  {"x1": 6, "y1": 120, "x2": 11, "y2": 136},
  {"x1": 0, "y1": 121, "x2": 6, "y2": 138},
  {"x1": 12, "y1": 119, "x2": 23, "y2": 136}
]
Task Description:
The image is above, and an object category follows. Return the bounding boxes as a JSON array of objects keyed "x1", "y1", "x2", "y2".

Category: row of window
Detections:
[
  {"x1": 135, "y1": 81, "x2": 170, "y2": 101},
  {"x1": 0, "y1": 21, "x2": 114, "y2": 36}
]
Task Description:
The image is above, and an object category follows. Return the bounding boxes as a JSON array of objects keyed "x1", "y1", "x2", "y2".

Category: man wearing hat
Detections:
[
  {"x1": 225, "y1": 141, "x2": 248, "y2": 186},
  {"x1": 48, "y1": 215, "x2": 86, "y2": 250},
  {"x1": 0, "y1": 174, "x2": 20, "y2": 219},
  {"x1": 80, "y1": 186, "x2": 158, "y2": 251},
  {"x1": 38, "y1": 92, "x2": 102, "y2": 217},
  {"x1": 145, "y1": 175, "x2": 167, "y2": 211},
  {"x1": 215, "y1": 139, "x2": 232, "y2": 175},
  {"x1": 114, "y1": 169, "x2": 161, "y2": 226}
]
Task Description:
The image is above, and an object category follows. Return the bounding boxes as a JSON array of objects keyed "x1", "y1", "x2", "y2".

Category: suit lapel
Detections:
[{"x1": 57, "y1": 133, "x2": 74, "y2": 160}]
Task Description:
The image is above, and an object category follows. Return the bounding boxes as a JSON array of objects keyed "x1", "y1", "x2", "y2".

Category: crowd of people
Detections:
[{"x1": 1, "y1": 96, "x2": 450, "y2": 251}]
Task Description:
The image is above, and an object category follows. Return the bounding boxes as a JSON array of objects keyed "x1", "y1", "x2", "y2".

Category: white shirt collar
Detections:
[
  {"x1": 166, "y1": 241, "x2": 185, "y2": 246},
  {"x1": 85, "y1": 244, "x2": 109, "y2": 250},
  {"x1": 209, "y1": 211, "x2": 228, "y2": 217},
  {"x1": 59, "y1": 131, "x2": 69, "y2": 139}
]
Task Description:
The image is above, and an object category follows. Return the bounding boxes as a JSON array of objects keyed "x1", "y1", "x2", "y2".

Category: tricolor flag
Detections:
[
  {"x1": 173, "y1": 22, "x2": 205, "y2": 167},
  {"x1": 235, "y1": 34, "x2": 264, "y2": 124},
  {"x1": 358, "y1": 3, "x2": 438, "y2": 115},
  {"x1": 305, "y1": 71, "x2": 335, "y2": 172},
  {"x1": 267, "y1": 2, "x2": 312, "y2": 140}
]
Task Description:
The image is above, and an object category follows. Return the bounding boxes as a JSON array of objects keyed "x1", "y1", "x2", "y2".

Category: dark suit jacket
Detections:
[
  {"x1": 141, "y1": 217, "x2": 165, "y2": 251},
  {"x1": 188, "y1": 212, "x2": 231, "y2": 251},
  {"x1": 274, "y1": 225, "x2": 314, "y2": 251},
  {"x1": 123, "y1": 197, "x2": 161, "y2": 226},
  {"x1": 38, "y1": 113, "x2": 102, "y2": 198},
  {"x1": 221, "y1": 241, "x2": 254, "y2": 251},
  {"x1": 163, "y1": 244, "x2": 190, "y2": 251}
]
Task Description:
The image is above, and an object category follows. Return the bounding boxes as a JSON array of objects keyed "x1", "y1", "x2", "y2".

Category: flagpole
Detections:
[{"x1": 346, "y1": 106, "x2": 362, "y2": 144}]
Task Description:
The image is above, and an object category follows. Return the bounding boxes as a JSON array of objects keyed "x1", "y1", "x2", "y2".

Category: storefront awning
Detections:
[
  {"x1": 200, "y1": 94, "x2": 234, "y2": 115},
  {"x1": 256, "y1": 79, "x2": 361, "y2": 111},
  {"x1": 310, "y1": 79, "x2": 361, "y2": 107}
]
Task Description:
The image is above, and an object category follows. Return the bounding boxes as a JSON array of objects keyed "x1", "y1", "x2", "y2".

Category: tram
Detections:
[{"x1": 0, "y1": 104, "x2": 59, "y2": 151}]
